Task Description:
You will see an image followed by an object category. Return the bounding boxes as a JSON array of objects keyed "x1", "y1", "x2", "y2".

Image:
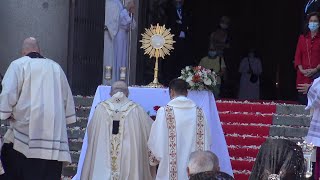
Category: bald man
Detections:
[
  {"x1": 0, "y1": 37, "x2": 76, "y2": 180},
  {"x1": 80, "y1": 81, "x2": 155, "y2": 180}
]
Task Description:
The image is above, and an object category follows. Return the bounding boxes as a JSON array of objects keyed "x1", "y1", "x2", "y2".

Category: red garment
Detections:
[{"x1": 294, "y1": 33, "x2": 320, "y2": 86}]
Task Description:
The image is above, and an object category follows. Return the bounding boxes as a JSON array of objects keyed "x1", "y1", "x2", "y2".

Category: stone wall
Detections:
[{"x1": 0, "y1": 0, "x2": 69, "y2": 75}]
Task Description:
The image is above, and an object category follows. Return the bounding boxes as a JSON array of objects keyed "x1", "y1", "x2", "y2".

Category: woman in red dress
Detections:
[{"x1": 295, "y1": 12, "x2": 320, "y2": 105}]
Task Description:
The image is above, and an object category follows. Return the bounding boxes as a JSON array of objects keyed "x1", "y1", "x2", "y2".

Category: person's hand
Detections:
[
  {"x1": 305, "y1": 68, "x2": 317, "y2": 77},
  {"x1": 297, "y1": 83, "x2": 311, "y2": 94},
  {"x1": 299, "y1": 68, "x2": 308, "y2": 75},
  {"x1": 126, "y1": 1, "x2": 135, "y2": 14}
]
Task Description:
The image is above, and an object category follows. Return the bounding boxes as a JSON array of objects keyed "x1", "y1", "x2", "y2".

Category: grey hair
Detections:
[
  {"x1": 110, "y1": 81, "x2": 129, "y2": 97},
  {"x1": 188, "y1": 150, "x2": 215, "y2": 175},
  {"x1": 205, "y1": 151, "x2": 220, "y2": 173}
]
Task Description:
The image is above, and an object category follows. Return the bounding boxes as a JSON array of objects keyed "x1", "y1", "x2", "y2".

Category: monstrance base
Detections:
[{"x1": 145, "y1": 82, "x2": 164, "y2": 88}]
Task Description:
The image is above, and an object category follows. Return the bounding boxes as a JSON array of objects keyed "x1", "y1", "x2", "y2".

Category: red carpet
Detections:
[
  {"x1": 217, "y1": 102, "x2": 276, "y2": 114},
  {"x1": 225, "y1": 136, "x2": 267, "y2": 146},
  {"x1": 231, "y1": 160, "x2": 255, "y2": 171},
  {"x1": 219, "y1": 113, "x2": 273, "y2": 124},
  {"x1": 228, "y1": 147, "x2": 259, "y2": 159},
  {"x1": 217, "y1": 101, "x2": 277, "y2": 180},
  {"x1": 222, "y1": 124, "x2": 270, "y2": 136}
]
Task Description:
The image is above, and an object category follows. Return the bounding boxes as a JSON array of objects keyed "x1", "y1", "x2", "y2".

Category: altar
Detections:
[{"x1": 73, "y1": 86, "x2": 233, "y2": 179}]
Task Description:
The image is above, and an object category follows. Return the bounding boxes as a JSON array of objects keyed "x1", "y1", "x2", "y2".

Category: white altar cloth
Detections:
[{"x1": 72, "y1": 86, "x2": 233, "y2": 179}]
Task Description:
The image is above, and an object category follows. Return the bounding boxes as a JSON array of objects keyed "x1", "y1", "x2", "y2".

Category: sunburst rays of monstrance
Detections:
[{"x1": 140, "y1": 24, "x2": 175, "y2": 88}]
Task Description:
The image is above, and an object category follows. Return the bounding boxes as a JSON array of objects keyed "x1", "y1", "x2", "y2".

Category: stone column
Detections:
[{"x1": 0, "y1": 0, "x2": 69, "y2": 75}]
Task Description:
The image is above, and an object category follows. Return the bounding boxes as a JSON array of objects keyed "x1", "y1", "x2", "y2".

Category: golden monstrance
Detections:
[{"x1": 140, "y1": 24, "x2": 175, "y2": 88}]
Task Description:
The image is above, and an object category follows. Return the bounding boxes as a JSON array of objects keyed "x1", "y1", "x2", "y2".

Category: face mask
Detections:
[
  {"x1": 309, "y1": 22, "x2": 319, "y2": 32},
  {"x1": 220, "y1": 23, "x2": 229, "y2": 29},
  {"x1": 175, "y1": 1, "x2": 183, "y2": 9},
  {"x1": 208, "y1": 51, "x2": 217, "y2": 58}
]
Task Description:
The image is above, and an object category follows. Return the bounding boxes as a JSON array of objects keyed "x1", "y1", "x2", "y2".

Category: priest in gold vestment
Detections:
[{"x1": 80, "y1": 81, "x2": 155, "y2": 180}]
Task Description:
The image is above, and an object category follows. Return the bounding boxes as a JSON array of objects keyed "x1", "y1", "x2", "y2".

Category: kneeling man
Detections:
[
  {"x1": 148, "y1": 79, "x2": 212, "y2": 180},
  {"x1": 81, "y1": 81, "x2": 154, "y2": 180}
]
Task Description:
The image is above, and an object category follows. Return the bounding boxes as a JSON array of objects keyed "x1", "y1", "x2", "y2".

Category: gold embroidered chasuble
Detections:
[
  {"x1": 148, "y1": 96, "x2": 212, "y2": 180},
  {"x1": 80, "y1": 92, "x2": 154, "y2": 180}
]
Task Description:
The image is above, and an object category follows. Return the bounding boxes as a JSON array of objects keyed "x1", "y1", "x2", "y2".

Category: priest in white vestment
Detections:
[
  {"x1": 103, "y1": 0, "x2": 136, "y2": 83},
  {"x1": 148, "y1": 79, "x2": 212, "y2": 180},
  {"x1": 0, "y1": 37, "x2": 76, "y2": 180},
  {"x1": 80, "y1": 81, "x2": 155, "y2": 180}
]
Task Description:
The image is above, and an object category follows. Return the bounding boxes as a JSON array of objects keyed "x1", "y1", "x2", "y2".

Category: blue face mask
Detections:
[
  {"x1": 175, "y1": 1, "x2": 183, "y2": 9},
  {"x1": 208, "y1": 51, "x2": 217, "y2": 58},
  {"x1": 309, "y1": 22, "x2": 319, "y2": 32}
]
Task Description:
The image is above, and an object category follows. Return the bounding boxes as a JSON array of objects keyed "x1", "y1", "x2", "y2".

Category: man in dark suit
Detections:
[{"x1": 161, "y1": 0, "x2": 192, "y2": 85}]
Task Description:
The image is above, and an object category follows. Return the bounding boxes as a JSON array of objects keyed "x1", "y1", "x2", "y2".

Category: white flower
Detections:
[
  {"x1": 189, "y1": 81, "x2": 195, "y2": 86},
  {"x1": 186, "y1": 75, "x2": 193, "y2": 82},
  {"x1": 203, "y1": 73, "x2": 208, "y2": 78},
  {"x1": 204, "y1": 78, "x2": 212, "y2": 85},
  {"x1": 186, "y1": 66, "x2": 190, "y2": 71}
]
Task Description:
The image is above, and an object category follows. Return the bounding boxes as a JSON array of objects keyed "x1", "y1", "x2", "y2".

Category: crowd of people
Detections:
[{"x1": 198, "y1": 16, "x2": 262, "y2": 99}]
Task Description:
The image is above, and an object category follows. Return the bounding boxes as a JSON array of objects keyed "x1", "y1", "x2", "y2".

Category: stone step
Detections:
[
  {"x1": 276, "y1": 104, "x2": 309, "y2": 115},
  {"x1": 67, "y1": 129, "x2": 86, "y2": 139},
  {"x1": 273, "y1": 114, "x2": 311, "y2": 127},
  {"x1": 69, "y1": 141, "x2": 83, "y2": 152},
  {"x1": 62, "y1": 165, "x2": 77, "y2": 177},
  {"x1": 70, "y1": 152, "x2": 80, "y2": 164},
  {"x1": 269, "y1": 126, "x2": 308, "y2": 138},
  {"x1": 74, "y1": 96, "x2": 94, "y2": 107},
  {"x1": 75, "y1": 108, "x2": 90, "y2": 118},
  {"x1": 68, "y1": 118, "x2": 88, "y2": 128}
]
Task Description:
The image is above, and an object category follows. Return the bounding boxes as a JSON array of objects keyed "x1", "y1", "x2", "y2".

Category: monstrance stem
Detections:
[{"x1": 153, "y1": 57, "x2": 159, "y2": 84}]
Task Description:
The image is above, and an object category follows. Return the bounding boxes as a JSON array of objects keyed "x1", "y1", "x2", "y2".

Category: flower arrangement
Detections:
[
  {"x1": 179, "y1": 66, "x2": 217, "y2": 91},
  {"x1": 150, "y1": 105, "x2": 161, "y2": 120}
]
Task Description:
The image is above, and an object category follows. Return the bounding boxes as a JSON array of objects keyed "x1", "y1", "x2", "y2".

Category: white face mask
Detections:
[{"x1": 309, "y1": 22, "x2": 319, "y2": 32}]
